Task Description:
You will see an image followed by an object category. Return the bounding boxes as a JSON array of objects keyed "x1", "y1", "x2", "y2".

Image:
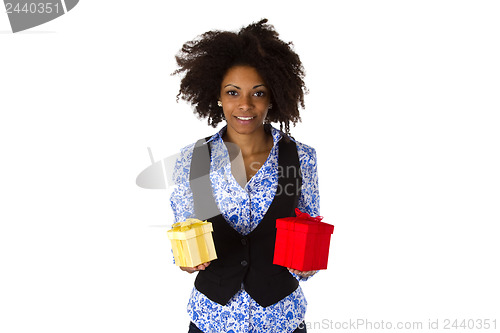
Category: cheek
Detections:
[
  {"x1": 220, "y1": 96, "x2": 235, "y2": 108},
  {"x1": 263, "y1": 109, "x2": 269, "y2": 119},
  {"x1": 258, "y1": 100, "x2": 271, "y2": 114}
]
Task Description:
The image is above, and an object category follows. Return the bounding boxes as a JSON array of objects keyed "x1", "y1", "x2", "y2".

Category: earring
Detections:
[
  {"x1": 268, "y1": 103, "x2": 273, "y2": 109},
  {"x1": 217, "y1": 101, "x2": 222, "y2": 107}
]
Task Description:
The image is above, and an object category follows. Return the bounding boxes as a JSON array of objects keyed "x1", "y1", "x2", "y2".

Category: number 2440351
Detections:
[
  {"x1": 5, "y1": 2, "x2": 61, "y2": 14},
  {"x1": 443, "y1": 319, "x2": 497, "y2": 330}
]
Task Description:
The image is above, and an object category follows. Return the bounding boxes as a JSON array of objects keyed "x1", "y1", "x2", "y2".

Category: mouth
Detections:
[{"x1": 234, "y1": 116, "x2": 256, "y2": 121}]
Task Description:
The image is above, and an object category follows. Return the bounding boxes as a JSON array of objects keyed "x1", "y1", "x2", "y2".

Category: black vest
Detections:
[{"x1": 189, "y1": 137, "x2": 302, "y2": 308}]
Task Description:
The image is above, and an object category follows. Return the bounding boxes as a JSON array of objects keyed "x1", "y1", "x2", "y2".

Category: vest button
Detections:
[
  {"x1": 240, "y1": 260, "x2": 248, "y2": 267},
  {"x1": 241, "y1": 238, "x2": 247, "y2": 246}
]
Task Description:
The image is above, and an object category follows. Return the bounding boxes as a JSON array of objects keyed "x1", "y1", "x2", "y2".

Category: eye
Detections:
[
  {"x1": 226, "y1": 90, "x2": 238, "y2": 96},
  {"x1": 253, "y1": 91, "x2": 266, "y2": 97}
]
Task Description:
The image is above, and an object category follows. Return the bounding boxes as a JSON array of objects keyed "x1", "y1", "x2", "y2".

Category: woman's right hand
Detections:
[{"x1": 179, "y1": 261, "x2": 211, "y2": 274}]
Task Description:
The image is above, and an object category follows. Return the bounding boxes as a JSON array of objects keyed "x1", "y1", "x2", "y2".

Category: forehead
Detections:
[{"x1": 221, "y1": 66, "x2": 265, "y2": 85}]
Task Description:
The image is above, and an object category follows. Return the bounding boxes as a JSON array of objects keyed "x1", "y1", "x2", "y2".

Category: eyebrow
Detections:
[{"x1": 224, "y1": 84, "x2": 266, "y2": 89}]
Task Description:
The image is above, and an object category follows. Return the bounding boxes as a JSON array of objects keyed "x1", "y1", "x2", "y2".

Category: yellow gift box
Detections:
[{"x1": 167, "y1": 218, "x2": 217, "y2": 267}]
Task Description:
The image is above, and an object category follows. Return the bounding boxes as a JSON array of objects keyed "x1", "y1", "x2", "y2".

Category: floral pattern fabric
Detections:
[{"x1": 170, "y1": 125, "x2": 320, "y2": 333}]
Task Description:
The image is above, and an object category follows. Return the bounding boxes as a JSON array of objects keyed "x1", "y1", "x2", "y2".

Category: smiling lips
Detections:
[{"x1": 235, "y1": 116, "x2": 256, "y2": 121}]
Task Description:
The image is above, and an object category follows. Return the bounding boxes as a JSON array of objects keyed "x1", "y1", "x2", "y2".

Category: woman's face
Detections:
[{"x1": 219, "y1": 65, "x2": 271, "y2": 136}]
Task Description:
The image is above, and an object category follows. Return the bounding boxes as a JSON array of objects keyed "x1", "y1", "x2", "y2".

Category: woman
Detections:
[{"x1": 171, "y1": 19, "x2": 319, "y2": 333}]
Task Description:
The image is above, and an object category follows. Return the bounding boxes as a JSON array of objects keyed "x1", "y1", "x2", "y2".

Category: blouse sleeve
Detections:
[
  {"x1": 170, "y1": 143, "x2": 196, "y2": 223},
  {"x1": 293, "y1": 142, "x2": 321, "y2": 281},
  {"x1": 296, "y1": 143, "x2": 320, "y2": 217}
]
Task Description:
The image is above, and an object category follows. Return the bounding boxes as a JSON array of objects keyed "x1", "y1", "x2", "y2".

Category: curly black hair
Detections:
[{"x1": 173, "y1": 19, "x2": 307, "y2": 134}]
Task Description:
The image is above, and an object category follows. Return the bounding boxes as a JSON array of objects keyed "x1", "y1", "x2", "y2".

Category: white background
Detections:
[{"x1": 1, "y1": 1, "x2": 499, "y2": 332}]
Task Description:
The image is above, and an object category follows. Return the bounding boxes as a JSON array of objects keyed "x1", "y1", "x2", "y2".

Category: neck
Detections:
[{"x1": 223, "y1": 125, "x2": 272, "y2": 156}]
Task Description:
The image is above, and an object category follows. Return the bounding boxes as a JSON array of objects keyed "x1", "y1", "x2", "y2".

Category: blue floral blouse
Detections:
[{"x1": 170, "y1": 125, "x2": 320, "y2": 333}]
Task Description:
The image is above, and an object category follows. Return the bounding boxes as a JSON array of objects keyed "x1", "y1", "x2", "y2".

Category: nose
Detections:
[{"x1": 238, "y1": 94, "x2": 253, "y2": 112}]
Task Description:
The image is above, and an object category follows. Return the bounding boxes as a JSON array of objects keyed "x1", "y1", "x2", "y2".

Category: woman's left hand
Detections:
[{"x1": 288, "y1": 268, "x2": 317, "y2": 278}]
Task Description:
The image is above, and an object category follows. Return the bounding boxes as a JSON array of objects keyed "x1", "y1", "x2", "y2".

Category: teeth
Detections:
[{"x1": 236, "y1": 116, "x2": 254, "y2": 120}]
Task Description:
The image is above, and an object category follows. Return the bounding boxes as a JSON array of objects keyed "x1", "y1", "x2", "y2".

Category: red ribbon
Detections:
[{"x1": 295, "y1": 208, "x2": 323, "y2": 222}]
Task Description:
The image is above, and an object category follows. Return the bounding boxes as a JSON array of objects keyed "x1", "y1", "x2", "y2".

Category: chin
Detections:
[{"x1": 229, "y1": 123, "x2": 264, "y2": 135}]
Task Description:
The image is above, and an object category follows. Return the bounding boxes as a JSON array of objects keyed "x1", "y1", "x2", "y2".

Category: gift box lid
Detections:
[
  {"x1": 167, "y1": 218, "x2": 213, "y2": 240},
  {"x1": 276, "y1": 209, "x2": 334, "y2": 234}
]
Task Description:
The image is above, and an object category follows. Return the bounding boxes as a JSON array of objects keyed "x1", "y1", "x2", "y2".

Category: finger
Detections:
[{"x1": 180, "y1": 266, "x2": 194, "y2": 273}]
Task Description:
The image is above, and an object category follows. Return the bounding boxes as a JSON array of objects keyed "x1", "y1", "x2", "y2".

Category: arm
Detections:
[
  {"x1": 290, "y1": 143, "x2": 320, "y2": 281},
  {"x1": 170, "y1": 142, "x2": 196, "y2": 222},
  {"x1": 169, "y1": 143, "x2": 211, "y2": 272}
]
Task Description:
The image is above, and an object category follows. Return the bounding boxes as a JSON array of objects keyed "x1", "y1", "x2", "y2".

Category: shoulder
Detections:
[
  {"x1": 293, "y1": 139, "x2": 318, "y2": 168},
  {"x1": 271, "y1": 126, "x2": 317, "y2": 164},
  {"x1": 172, "y1": 132, "x2": 224, "y2": 184}
]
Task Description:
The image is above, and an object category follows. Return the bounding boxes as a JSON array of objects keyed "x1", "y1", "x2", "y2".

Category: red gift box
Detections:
[{"x1": 273, "y1": 209, "x2": 334, "y2": 271}]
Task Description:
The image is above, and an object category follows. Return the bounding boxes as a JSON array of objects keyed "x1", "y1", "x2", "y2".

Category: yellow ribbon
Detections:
[{"x1": 171, "y1": 218, "x2": 208, "y2": 232}]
